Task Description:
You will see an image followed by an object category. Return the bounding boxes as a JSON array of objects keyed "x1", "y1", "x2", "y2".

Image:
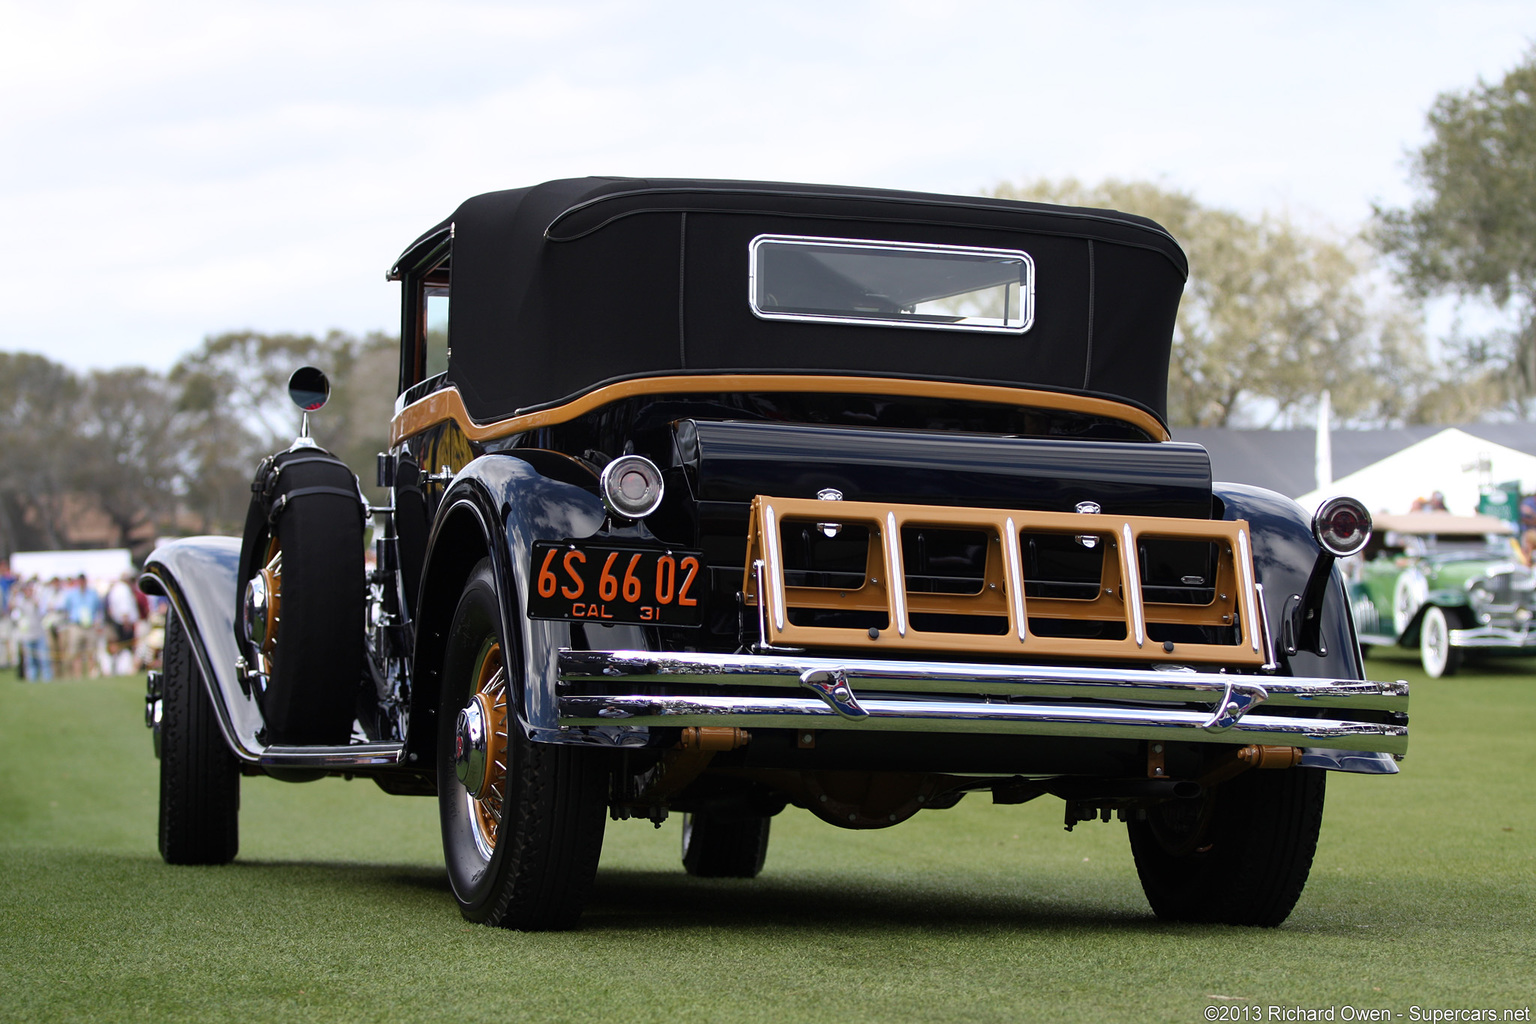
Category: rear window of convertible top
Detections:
[{"x1": 749, "y1": 234, "x2": 1034, "y2": 334}]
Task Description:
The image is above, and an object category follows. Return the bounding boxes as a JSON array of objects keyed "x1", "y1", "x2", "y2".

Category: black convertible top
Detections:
[{"x1": 393, "y1": 177, "x2": 1188, "y2": 424}]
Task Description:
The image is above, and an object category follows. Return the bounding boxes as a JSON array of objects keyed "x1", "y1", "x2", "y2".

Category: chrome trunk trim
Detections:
[
  {"x1": 1003, "y1": 516, "x2": 1027, "y2": 642},
  {"x1": 1237, "y1": 527, "x2": 1261, "y2": 654},
  {"x1": 885, "y1": 510, "x2": 908, "y2": 638},
  {"x1": 1121, "y1": 522, "x2": 1145, "y2": 647}
]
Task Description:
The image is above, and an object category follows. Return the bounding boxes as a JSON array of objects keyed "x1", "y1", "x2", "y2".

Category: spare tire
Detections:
[{"x1": 237, "y1": 447, "x2": 366, "y2": 745}]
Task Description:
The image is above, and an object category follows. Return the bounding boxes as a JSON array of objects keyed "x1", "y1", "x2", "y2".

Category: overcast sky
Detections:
[{"x1": 2, "y1": 0, "x2": 1531, "y2": 374}]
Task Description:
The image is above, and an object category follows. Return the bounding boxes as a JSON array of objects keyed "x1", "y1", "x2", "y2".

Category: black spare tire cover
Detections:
[{"x1": 237, "y1": 447, "x2": 366, "y2": 746}]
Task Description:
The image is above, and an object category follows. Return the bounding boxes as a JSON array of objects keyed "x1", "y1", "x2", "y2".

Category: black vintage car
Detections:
[{"x1": 142, "y1": 177, "x2": 1407, "y2": 930}]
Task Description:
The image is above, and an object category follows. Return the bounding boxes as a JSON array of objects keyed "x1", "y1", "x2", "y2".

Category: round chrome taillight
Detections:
[
  {"x1": 1312, "y1": 496, "x2": 1372, "y2": 557},
  {"x1": 599, "y1": 455, "x2": 665, "y2": 519}
]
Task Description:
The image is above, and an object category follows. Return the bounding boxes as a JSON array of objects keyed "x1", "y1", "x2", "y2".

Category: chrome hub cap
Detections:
[
  {"x1": 242, "y1": 543, "x2": 282, "y2": 667},
  {"x1": 242, "y1": 572, "x2": 270, "y2": 648},
  {"x1": 454, "y1": 698, "x2": 490, "y2": 796},
  {"x1": 459, "y1": 640, "x2": 509, "y2": 860}
]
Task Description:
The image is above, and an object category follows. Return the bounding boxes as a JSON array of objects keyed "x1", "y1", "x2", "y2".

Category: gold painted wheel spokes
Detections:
[
  {"x1": 464, "y1": 640, "x2": 510, "y2": 861},
  {"x1": 257, "y1": 544, "x2": 282, "y2": 660},
  {"x1": 242, "y1": 537, "x2": 282, "y2": 679}
]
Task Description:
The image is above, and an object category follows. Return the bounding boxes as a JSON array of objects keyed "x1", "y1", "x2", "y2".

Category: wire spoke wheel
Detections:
[
  {"x1": 463, "y1": 642, "x2": 510, "y2": 860},
  {"x1": 438, "y1": 557, "x2": 609, "y2": 930},
  {"x1": 1419, "y1": 605, "x2": 1462, "y2": 678},
  {"x1": 245, "y1": 538, "x2": 281, "y2": 681}
]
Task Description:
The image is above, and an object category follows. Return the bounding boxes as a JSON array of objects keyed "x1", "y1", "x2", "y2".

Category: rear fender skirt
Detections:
[
  {"x1": 408, "y1": 454, "x2": 612, "y2": 755},
  {"x1": 139, "y1": 537, "x2": 265, "y2": 760}
]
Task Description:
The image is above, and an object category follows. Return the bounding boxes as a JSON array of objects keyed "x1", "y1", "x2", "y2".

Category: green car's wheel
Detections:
[
  {"x1": 1128, "y1": 766, "x2": 1325, "y2": 927},
  {"x1": 158, "y1": 608, "x2": 240, "y2": 865},
  {"x1": 1419, "y1": 604, "x2": 1463, "y2": 678},
  {"x1": 681, "y1": 812, "x2": 771, "y2": 878},
  {"x1": 437, "y1": 558, "x2": 609, "y2": 930}
]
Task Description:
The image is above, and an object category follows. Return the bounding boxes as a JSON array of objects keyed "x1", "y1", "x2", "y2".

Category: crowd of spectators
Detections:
[{"x1": 0, "y1": 559, "x2": 164, "y2": 681}]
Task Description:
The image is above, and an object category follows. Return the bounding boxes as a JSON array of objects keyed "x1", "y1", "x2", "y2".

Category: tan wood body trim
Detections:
[{"x1": 390, "y1": 376, "x2": 1171, "y2": 447}]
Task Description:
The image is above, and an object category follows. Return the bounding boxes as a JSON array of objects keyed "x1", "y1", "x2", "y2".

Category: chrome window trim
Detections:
[
  {"x1": 1237, "y1": 528, "x2": 1261, "y2": 654},
  {"x1": 748, "y1": 233, "x2": 1036, "y2": 334}
]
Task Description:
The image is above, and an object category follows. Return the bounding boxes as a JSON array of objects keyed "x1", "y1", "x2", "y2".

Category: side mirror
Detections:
[
  {"x1": 289, "y1": 365, "x2": 330, "y2": 412},
  {"x1": 288, "y1": 366, "x2": 331, "y2": 447}
]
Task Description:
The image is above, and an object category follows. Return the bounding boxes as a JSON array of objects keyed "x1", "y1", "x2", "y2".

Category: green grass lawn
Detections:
[{"x1": 1, "y1": 652, "x2": 1533, "y2": 1024}]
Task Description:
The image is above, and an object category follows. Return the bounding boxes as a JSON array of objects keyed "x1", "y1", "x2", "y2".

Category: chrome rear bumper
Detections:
[{"x1": 556, "y1": 650, "x2": 1409, "y2": 756}]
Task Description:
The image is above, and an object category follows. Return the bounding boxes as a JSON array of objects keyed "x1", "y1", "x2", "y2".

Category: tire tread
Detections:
[
  {"x1": 158, "y1": 610, "x2": 240, "y2": 865},
  {"x1": 682, "y1": 813, "x2": 771, "y2": 878},
  {"x1": 1128, "y1": 766, "x2": 1325, "y2": 927}
]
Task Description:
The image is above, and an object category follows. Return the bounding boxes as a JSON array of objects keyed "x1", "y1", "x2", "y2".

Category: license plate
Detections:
[{"x1": 528, "y1": 541, "x2": 706, "y2": 626}]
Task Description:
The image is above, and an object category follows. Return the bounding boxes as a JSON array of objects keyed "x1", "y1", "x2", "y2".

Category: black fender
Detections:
[
  {"x1": 1215, "y1": 482, "x2": 1361, "y2": 680},
  {"x1": 1216, "y1": 483, "x2": 1399, "y2": 775},
  {"x1": 406, "y1": 453, "x2": 641, "y2": 767},
  {"x1": 140, "y1": 537, "x2": 267, "y2": 761}
]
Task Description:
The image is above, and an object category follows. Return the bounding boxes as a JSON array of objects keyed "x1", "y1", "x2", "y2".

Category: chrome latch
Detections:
[
  {"x1": 799, "y1": 667, "x2": 868, "y2": 720},
  {"x1": 1074, "y1": 500, "x2": 1101, "y2": 549},
  {"x1": 816, "y1": 487, "x2": 843, "y2": 538},
  {"x1": 1202, "y1": 678, "x2": 1268, "y2": 731}
]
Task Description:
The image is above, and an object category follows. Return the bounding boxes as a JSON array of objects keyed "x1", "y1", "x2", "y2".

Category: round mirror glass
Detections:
[{"x1": 288, "y1": 365, "x2": 330, "y2": 412}]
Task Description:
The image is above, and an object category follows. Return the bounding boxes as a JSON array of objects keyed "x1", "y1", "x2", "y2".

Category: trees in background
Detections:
[
  {"x1": 74, "y1": 368, "x2": 180, "y2": 551},
  {"x1": 0, "y1": 332, "x2": 396, "y2": 559},
  {"x1": 990, "y1": 179, "x2": 1428, "y2": 428},
  {"x1": 169, "y1": 329, "x2": 398, "y2": 507},
  {"x1": 0, "y1": 353, "x2": 84, "y2": 553},
  {"x1": 1373, "y1": 48, "x2": 1536, "y2": 417}
]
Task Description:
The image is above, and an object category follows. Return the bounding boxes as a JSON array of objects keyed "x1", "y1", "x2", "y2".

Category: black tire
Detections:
[
  {"x1": 158, "y1": 608, "x2": 240, "y2": 865},
  {"x1": 240, "y1": 454, "x2": 365, "y2": 745},
  {"x1": 1419, "y1": 604, "x2": 1463, "y2": 678},
  {"x1": 437, "y1": 558, "x2": 608, "y2": 930},
  {"x1": 681, "y1": 812, "x2": 771, "y2": 878},
  {"x1": 1127, "y1": 766, "x2": 1325, "y2": 927}
]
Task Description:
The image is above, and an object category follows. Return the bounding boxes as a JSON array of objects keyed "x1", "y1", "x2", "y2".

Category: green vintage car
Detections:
[{"x1": 1349, "y1": 513, "x2": 1536, "y2": 676}]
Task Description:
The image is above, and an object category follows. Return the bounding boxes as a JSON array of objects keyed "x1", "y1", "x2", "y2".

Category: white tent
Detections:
[
  {"x1": 1296, "y1": 427, "x2": 1536, "y2": 517},
  {"x1": 10, "y1": 548, "x2": 134, "y2": 585}
]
